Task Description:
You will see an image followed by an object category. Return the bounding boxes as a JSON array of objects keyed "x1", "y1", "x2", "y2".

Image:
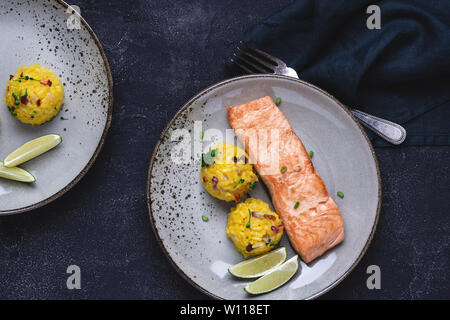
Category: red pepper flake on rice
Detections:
[{"x1": 40, "y1": 79, "x2": 52, "y2": 86}]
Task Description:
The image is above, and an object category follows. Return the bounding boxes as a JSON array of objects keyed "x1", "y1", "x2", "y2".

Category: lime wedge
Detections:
[
  {"x1": 244, "y1": 255, "x2": 298, "y2": 295},
  {"x1": 229, "y1": 247, "x2": 287, "y2": 279},
  {"x1": 4, "y1": 134, "x2": 62, "y2": 167},
  {"x1": 0, "y1": 162, "x2": 35, "y2": 183}
]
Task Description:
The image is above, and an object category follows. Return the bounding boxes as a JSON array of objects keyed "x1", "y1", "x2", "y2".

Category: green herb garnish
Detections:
[
  {"x1": 12, "y1": 76, "x2": 40, "y2": 83},
  {"x1": 246, "y1": 209, "x2": 251, "y2": 228},
  {"x1": 201, "y1": 155, "x2": 207, "y2": 167},
  {"x1": 337, "y1": 191, "x2": 344, "y2": 199},
  {"x1": 275, "y1": 97, "x2": 282, "y2": 106},
  {"x1": 280, "y1": 166, "x2": 287, "y2": 174},
  {"x1": 200, "y1": 130, "x2": 204, "y2": 139},
  {"x1": 249, "y1": 181, "x2": 255, "y2": 189},
  {"x1": 309, "y1": 151, "x2": 314, "y2": 158},
  {"x1": 201, "y1": 215, "x2": 209, "y2": 222},
  {"x1": 60, "y1": 117, "x2": 69, "y2": 120},
  {"x1": 294, "y1": 201, "x2": 299, "y2": 209},
  {"x1": 12, "y1": 93, "x2": 20, "y2": 105},
  {"x1": 233, "y1": 178, "x2": 245, "y2": 189}
]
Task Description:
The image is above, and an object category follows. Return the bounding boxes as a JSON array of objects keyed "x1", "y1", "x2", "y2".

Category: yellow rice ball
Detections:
[
  {"x1": 4, "y1": 65, "x2": 64, "y2": 125},
  {"x1": 226, "y1": 198, "x2": 284, "y2": 258},
  {"x1": 201, "y1": 142, "x2": 258, "y2": 202}
]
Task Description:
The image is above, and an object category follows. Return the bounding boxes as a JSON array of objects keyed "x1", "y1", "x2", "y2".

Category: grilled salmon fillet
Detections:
[{"x1": 227, "y1": 96, "x2": 344, "y2": 263}]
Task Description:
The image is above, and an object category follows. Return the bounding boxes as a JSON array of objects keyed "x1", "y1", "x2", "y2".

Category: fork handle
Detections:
[{"x1": 350, "y1": 109, "x2": 406, "y2": 145}]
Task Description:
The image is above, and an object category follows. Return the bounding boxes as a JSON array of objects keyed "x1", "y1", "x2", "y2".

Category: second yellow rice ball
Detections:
[{"x1": 226, "y1": 198, "x2": 284, "y2": 258}]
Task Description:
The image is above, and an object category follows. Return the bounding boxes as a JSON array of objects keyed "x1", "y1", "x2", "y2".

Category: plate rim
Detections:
[
  {"x1": 0, "y1": 0, "x2": 114, "y2": 216},
  {"x1": 146, "y1": 74, "x2": 382, "y2": 300}
]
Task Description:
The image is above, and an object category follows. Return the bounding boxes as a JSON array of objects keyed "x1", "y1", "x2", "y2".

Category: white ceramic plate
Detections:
[
  {"x1": 147, "y1": 75, "x2": 381, "y2": 300},
  {"x1": 0, "y1": 0, "x2": 112, "y2": 214}
]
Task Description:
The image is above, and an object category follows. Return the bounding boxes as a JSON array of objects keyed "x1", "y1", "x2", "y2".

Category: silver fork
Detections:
[{"x1": 231, "y1": 42, "x2": 406, "y2": 145}]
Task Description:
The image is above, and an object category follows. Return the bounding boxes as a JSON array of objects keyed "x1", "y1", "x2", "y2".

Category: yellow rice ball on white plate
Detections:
[
  {"x1": 226, "y1": 197, "x2": 284, "y2": 258},
  {"x1": 200, "y1": 142, "x2": 258, "y2": 202},
  {"x1": 4, "y1": 64, "x2": 64, "y2": 125}
]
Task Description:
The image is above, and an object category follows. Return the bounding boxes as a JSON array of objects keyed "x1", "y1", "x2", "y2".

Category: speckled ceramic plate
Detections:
[
  {"x1": 0, "y1": 0, "x2": 112, "y2": 215},
  {"x1": 147, "y1": 75, "x2": 381, "y2": 300}
]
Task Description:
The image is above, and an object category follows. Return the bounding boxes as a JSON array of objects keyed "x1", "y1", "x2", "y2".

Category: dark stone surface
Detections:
[{"x1": 0, "y1": 0, "x2": 448, "y2": 299}]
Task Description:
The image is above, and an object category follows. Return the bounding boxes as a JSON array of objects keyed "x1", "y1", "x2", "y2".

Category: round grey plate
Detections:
[
  {"x1": 147, "y1": 75, "x2": 381, "y2": 300},
  {"x1": 0, "y1": 0, "x2": 112, "y2": 214}
]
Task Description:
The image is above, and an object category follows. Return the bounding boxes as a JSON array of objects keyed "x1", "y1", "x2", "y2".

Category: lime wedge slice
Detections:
[
  {"x1": 4, "y1": 134, "x2": 62, "y2": 167},
  {"x1": 244, "y1": 255, "x2": 298, "y2": 295},
  {"x1": 0, "y1": 162, "x2": 35, "y2": 183},
  {"x1": 229, "y1": 247, "x2": 287, "y2": 279}
]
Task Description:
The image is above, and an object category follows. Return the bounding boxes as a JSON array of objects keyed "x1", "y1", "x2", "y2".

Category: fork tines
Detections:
[{"x1": 231, "y1": 42, "x2": 282, "y2": 74}]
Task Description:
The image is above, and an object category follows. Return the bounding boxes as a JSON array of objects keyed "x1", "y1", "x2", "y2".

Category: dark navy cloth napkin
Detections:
[{"x1": 243, "y1": 0, "x2": 450, "y2": 146}]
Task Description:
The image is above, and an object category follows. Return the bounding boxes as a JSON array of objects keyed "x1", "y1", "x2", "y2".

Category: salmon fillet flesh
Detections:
[{"x1": 227, "y1": 96, "x2": 344, "y2": 263}]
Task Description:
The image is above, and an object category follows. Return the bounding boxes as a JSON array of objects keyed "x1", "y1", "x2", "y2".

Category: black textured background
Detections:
[{"x1": 0, "y1": 0, "x2": 448, "y2": 299}]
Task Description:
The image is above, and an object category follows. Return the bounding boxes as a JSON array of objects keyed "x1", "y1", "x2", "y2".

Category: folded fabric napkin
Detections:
[{"x1": 243, "y1": 0, "x2": 450, "y2": 146}]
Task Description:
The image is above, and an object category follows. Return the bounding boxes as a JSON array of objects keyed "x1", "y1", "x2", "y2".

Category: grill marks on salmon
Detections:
[{"x1": 227, "y1": 96, "x2": 344, "y2": 263}]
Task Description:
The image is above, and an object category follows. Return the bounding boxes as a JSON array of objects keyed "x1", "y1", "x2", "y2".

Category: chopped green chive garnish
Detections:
[
  {"x1": 12, "y1": 92, "x2": 20, "y2": 105},
  {"x1": 309, "y1": 151, "x2": 314, "y2": 158},
  {"x1": 294, "y1": 201, "x2": 299, "y2": 209},
  {"x1": 13, "y1": 76, "x2": 40, "y2": 82},
  {"x1": 280, "y1": 166, "x2": 287, "y2": 174},
  {"x1": 337, "y1": 191, "x2": 344, "y2": 199},
  {"x1": 60, "y1": 117, "x2": 69, "y2": 120},
  {"x1": 210, "y1": 148, "x2": 217, "y2": 157},
  {"x1": 201, "y1": 155, "x2": 207, "y2": 167},
  {"x1": 33, "y1": 110, "x2": 38, "y2": 114},
  {"x1": 233, "y1": 178, "x2": 245, "y2": 189},
  {"x1": 275, "y1": 97, "x2": 282, "y2": 106},
  {"x1": 200, "y1": 130, "x2": 204, "y2": 139},
  {"x1": 246, "y1": 209, "x2": 251, "y2": 228},
  {"x1": 201, "y1": 215, "x2": 209, "y2": 222},
  {"x1": 249, "y1": 181, "x2": 255, "y2": 189}
]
